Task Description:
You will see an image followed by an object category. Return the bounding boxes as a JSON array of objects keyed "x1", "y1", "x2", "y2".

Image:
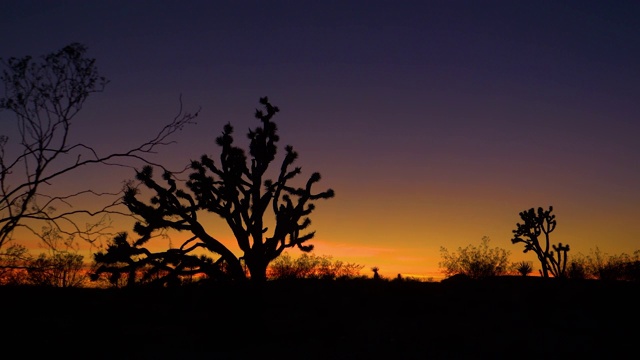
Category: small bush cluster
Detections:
[
  {"x1": 439, "y1": 236, "x2": 511, "y2": 279},
  {"x1": 0, "y1": 244, "x2": 86, "y2": 287},
  {"x1": 268, "y1": 253, "x2": 364, "y2": 280},
  {"x1": 567, "y1": 247, "x2": 640, "y2": 281}
]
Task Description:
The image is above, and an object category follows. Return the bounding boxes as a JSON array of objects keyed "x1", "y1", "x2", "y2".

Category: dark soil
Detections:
[{"x1": 1, "y1": 277, "x2": 638, "y2": 359}]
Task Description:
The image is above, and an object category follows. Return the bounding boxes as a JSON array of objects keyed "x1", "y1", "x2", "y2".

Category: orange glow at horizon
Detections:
[
  {"x1": 8, "y1": 107, "x2": 640, "y2": 283},
  {"x1": 3, "y1": 0, "x2": 640, "y2": 283}
]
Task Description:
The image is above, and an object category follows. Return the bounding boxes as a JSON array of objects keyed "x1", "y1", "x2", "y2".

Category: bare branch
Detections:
[{"x1": 0, "y1": 43, "x2": 197, "y2": 252}]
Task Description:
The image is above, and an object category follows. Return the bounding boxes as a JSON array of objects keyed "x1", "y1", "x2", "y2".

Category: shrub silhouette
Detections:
[
  {"x1": 93, "y1": 97, "x2": 334, "y2": 283},
  {"x1": 27, "y1": 252, "x2": 86, "y2": 287},
  {"x1": 566, "y1": 253, "x2": 590, "y2": 279},
  {"x1": 514, "y1": 261, "x2": 533, "y2": 277},
  {"x1": 439, "y1": 236, "x2": 510, "y2": 279},
  {"x1": 583, "y1": 247, "x2": 640, "y2": 281},
  {"x1": 268, "y1": 253, "x2": 363, "y2": 280},
  {"x1": 0, "y1": 244, "x2": 86, "y2": 287},
  {"x1": 0, "y1": 244, "x2": 30, "y2": 285}
]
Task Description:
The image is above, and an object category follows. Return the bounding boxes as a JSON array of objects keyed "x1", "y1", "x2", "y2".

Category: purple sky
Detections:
[{"x1": 3, "y1": 1, "x2": 640, "y2": 278}]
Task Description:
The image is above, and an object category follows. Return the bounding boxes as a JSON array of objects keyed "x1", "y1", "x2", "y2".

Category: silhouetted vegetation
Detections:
[
  {"x1": 514, "y1": 260, "x2": 534, "y2": 277},
  {"x1": 90, "y1": 232, "x2": 223, "y2": 288},
  {"x1": 567, "y1": 247, "x2": 640, "y2": 281},
  {"x1": 512, "y1": 206, "x2": 569, "y2": 278},
  {"x1": 92, "y1": 97, "x2": 334, "y2": 284},
  {"x1": 0, "y1": 244, "x2": 29, "y2": 285},
  {"x1": 268, "y1": 252, "x2": 364, "y2": 280},
  {"x1": 26, "y1": 252, "x2": 85, "y2": 287},
  {"x1": 2, "y1": 41, "x2": 640, "y2": 360},
  {"x1": 439, "y1": 236, "x2": 511, "y2": 279},
  {"x1": 0, "y1": 43, "x2": 197, "y2": 257},
  {"x1": 371, "y1": 266, "x2": 380, "y2": 280},
  {"x1": 0, "y1": 243, "x2": 86, "y2": 287}
]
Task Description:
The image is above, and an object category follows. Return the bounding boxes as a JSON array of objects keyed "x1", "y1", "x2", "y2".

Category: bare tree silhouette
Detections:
[
  {"x1": 93, "y1": 97, "x2": 334, "y2": 283},
  {"x1": 0, "y1": 43, "x2": 197, "y2": 256}
]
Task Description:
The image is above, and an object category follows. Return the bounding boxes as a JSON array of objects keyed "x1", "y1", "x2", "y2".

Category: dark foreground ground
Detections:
[{"x1": 1, "y1": 276, "x2": 638, "y2": 359}]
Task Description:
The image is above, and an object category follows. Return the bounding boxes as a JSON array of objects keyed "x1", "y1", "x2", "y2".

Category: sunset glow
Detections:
[{"x1": 3, "y1": 1, "x2": 640, "y2": 281}]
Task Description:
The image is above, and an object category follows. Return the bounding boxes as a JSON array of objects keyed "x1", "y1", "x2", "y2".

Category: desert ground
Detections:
[{"x1": 1, "y1": 277, "x2": 638, "y2": 359}]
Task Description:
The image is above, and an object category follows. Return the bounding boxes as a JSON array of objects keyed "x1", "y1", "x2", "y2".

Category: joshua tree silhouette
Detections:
[
  {"x1": 512, "y1": 206, "x2": 569, "y2": 278},
  {"x1": 93, "y1": 97, "x2": 334, "y2": 284},
  {"x1": 371, "y1": 266, "x2": 380, "y2": 280}
]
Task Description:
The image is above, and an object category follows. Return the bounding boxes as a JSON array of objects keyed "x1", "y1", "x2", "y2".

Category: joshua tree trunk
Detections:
[{"x1": 245, "y1": 253, "x2": 269, "y2": 282}]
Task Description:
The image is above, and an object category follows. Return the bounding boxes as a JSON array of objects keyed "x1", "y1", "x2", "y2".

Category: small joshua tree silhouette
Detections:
[
  {"x1": 511, "y1": 206, "x2": 570, "y2": 278},
  {"x1": 371, "y1": 266, "x2": 380, "y2": 280}
]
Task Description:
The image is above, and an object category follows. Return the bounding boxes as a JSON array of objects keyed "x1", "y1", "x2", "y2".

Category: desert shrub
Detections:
[
  {"x1": 583, "y1": 247, "x2": 640, "y2": 281},
  {"x1": 392, "y1": 274, "x2": 431, "y2": 283},
  {"x1": 625, "y1": 250, "x2": 640, "y2": 281},
  {"x1": 268, "y1": 253, "x2": 364, "y2": 280},
  {"x1": 514, "y1": 261, "x2": 533, "y2": 277},
  {"x1": 27, "y1": 252, "x2": 86, "y2": 287},
  {"x1": 562, "y1": 248, "x2": 640, "y2": 281},
  {"x1": 440, "y1": 236, "x2": 511, "y2": 279},
  {"x1": 1, "y1": 246, "x2": 87, "y2": 287},
  {"x1": 566, "y1": 253, "x2": 591, "y2": 280},
  {"x1": 0, "y1": 244, "x2": 31, "y2": 285}
]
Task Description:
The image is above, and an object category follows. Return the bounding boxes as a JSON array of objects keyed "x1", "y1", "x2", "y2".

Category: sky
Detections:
[{"x1": 2, "y1": 0, "x2": 640, "y2": 280}]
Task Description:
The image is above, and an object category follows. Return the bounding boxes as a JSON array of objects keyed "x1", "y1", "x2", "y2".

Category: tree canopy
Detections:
[
  {"x1": 93, "y1": 97, "x2": 334, "y2": 284},
  {"x1": 0, "y1": 43, "x2": 197, "y2": 256}
]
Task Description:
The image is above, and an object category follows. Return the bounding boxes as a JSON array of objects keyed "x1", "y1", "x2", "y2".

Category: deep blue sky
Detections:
[{"x1": 2, "y1": 1, "x2": 640, "y2": 277}]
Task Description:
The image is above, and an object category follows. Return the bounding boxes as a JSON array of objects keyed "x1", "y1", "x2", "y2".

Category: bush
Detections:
[
  {"x1": 0, "y1": 245, "x2": 86, "y2": 287},
  {"x1": 566, "y1": 248, "x2": 640, "y2": 281},
  {"x1": 439, "y1": 236, "x2": 511, "y2": 279},
  {"x1": 0, "y1": 244, "x2": 30, "y2": 285},
  {"x1": 268, "y1": 253, "x2": 364, "y2": 280},
  {"x1": 514, "y1": 261, "x2": 533, "y2": 277},
  {"x1": 27, "y1": 252, "x2": 86, "y2": 287},
  {"x1": 584, "y1": 247, "x2": 640, "y2": 281},
  {"x1": 566, "y1": 253, "x2": 590, "y2": 280}
]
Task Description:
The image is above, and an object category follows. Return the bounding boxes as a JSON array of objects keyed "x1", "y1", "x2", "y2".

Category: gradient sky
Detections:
[{"x1": 3, "y1": 1, "x2": 640, "y2": 279}]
